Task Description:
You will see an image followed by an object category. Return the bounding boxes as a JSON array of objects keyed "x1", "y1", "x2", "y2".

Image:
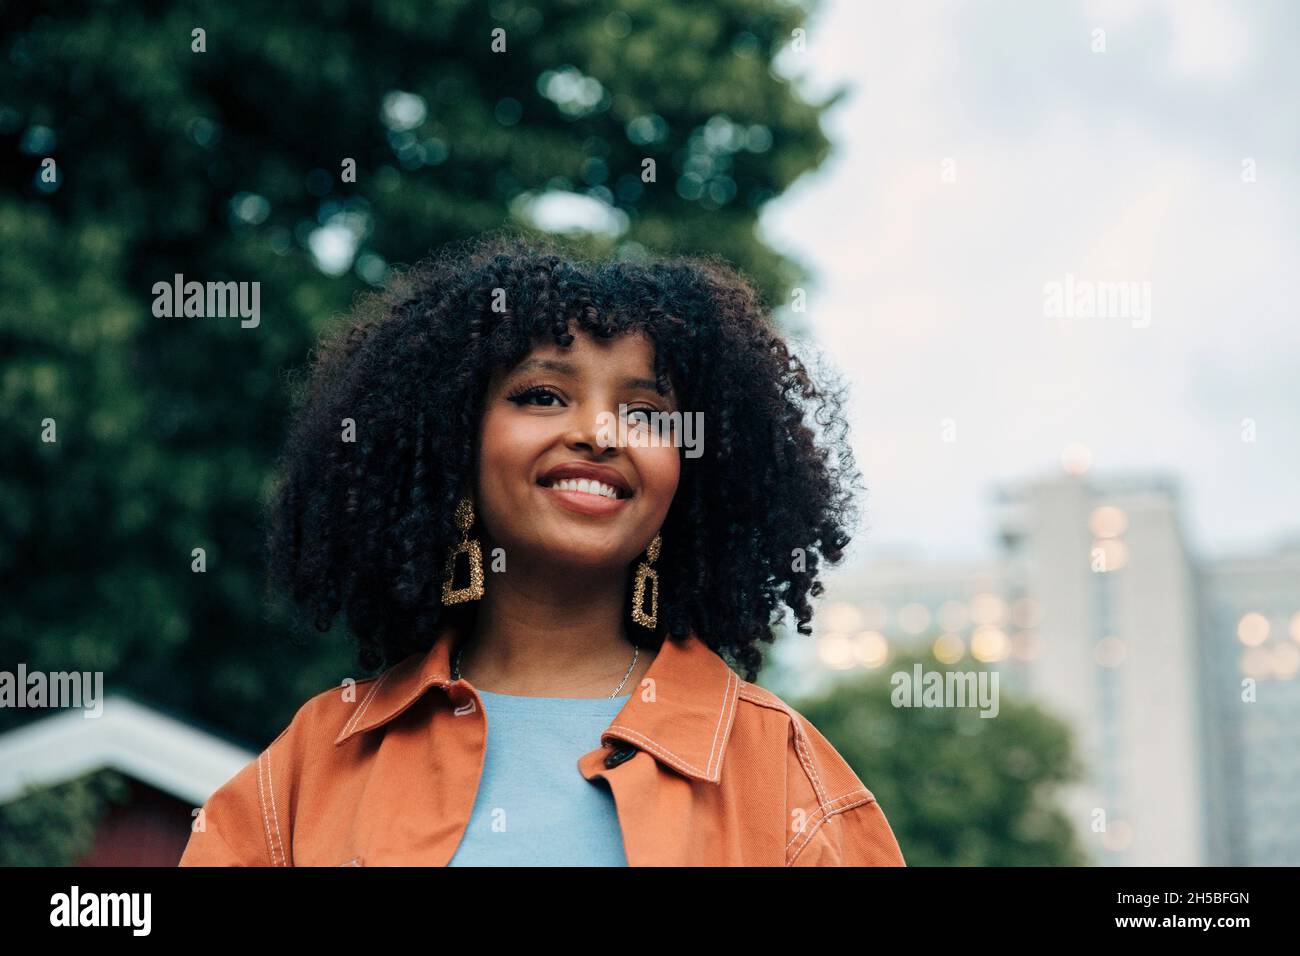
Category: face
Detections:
[{"x1": 474, "y1": 328, "x2": 681, "y2": 573}]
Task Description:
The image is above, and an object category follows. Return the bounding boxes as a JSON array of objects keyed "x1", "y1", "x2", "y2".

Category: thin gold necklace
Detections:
[{"x1": 451, "y1": 643, "x2": 639, "y2": 699}]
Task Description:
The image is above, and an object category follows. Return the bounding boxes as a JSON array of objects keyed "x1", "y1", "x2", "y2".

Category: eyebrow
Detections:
[{"x1": 510, "y1": 358, "x2": 665, "y2": 394}]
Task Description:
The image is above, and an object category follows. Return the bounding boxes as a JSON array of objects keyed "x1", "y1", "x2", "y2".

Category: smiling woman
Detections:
[
  {"x1": 475, "y1": 331, "x2": 678, "y2": 568},
  {"x1": 178, "y1": 230, "x2": 905, "y2": 867}
]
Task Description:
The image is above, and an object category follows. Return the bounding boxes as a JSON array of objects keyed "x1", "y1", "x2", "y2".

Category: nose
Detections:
[{"x1": 563, "y1": 401, "x2": 621, "y2": 456}]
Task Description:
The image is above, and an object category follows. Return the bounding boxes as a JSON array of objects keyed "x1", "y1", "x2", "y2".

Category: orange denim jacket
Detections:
[{"x1": 178, "y1": 624, "x2": 906, "y2": 867}]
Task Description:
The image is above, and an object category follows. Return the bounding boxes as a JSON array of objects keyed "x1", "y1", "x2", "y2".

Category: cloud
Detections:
[{"x1": 762, "y1": 0, "x2": 1299, "y2": 561}]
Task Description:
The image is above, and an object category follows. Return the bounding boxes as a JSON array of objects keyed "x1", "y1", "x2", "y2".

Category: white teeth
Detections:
[{"x1": 550, "y1": 477, "x2": 620, "y2": 499}]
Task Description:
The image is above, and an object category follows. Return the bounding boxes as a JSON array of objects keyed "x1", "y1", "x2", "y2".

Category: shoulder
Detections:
[
  {"x1": 177, "y1": 677, "x2": 380, "y2": 866},
  {"x1": 732, "y1": 679, "x2": 907, "y2": 867}
]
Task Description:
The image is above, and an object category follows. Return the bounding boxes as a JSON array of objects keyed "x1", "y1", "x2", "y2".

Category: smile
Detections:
[
  {"x1": 538, "y1": 476, "x2": 629, "y2": 500},
  {"x1": 536, "y1": 477, "x2": 633, "y2": 517}
]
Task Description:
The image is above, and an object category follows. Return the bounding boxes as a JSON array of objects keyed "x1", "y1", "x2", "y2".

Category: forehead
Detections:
[{"x1": 501, "y1": 329, "x2": 660, "y2": 379}]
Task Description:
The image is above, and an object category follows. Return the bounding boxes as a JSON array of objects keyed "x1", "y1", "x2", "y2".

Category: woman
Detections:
[{"x1": 178, "y1": 232, "x2": 905, "y2": 867}]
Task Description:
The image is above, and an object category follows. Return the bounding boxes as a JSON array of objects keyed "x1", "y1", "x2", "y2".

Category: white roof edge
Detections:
[{"x1": 0, "y1": 694, "x2": 257, "y2": 807}]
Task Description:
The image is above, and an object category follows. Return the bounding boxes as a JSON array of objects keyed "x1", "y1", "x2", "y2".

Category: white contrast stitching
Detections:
[
  {"x1": 785, "y1": 788, "x2": 871, "y2": 852},
  {"x1": 737, "y1": 683, "x2": 829, "y2": 805},
  {"x1": 791, "y1": 712, "x2": 828, "y2": 805},
  {"x1": 602, "y1": 668, "x2": 741, "y2": 781},
  {"x1": 339, "y1": 671, "x2": 389, "y2": 738},
  {"x1": 266, "y1": 747, "x2": 286, "y2": 867},
  {"x1": 704, "y1": 669, "x2": 739, "y2": 778},
  {"x1": 603, "y1": 725, "x2": 711, "y2": 778},
  {"x1": 785, "y1": 790, "x2": 877, "y2": 864},
  {"x1": 736, "y1": 683, "x2": 880, "y2": 864},
  {"x1": 255, "y1": 751, "x2": 281, "y2": 867},
  {"x1": 786, "y1": 796, "x2": 877, "y2": 864}
]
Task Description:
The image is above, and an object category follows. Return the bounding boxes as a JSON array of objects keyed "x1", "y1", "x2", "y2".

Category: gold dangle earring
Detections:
[
  {"x1": 631, "y1": 533, "x2": 661, "y2": 629},
  {"x1": 441, "y1": 497, "x2": 484, "y2": 604}
]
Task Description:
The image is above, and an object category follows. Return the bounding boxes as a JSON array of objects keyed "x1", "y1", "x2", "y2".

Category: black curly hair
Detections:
[{"x1": 266, "y1": 229, "x2": 863, "y2": 682}]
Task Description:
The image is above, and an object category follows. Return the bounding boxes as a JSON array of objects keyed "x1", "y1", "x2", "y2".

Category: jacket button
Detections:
[{"x1": 604, "y1": 744, "x2": 637, "y2": 768}]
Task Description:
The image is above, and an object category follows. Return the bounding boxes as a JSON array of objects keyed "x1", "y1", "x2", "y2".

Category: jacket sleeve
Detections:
[
  {"x1": 178, "y1": 750, "x2": 279, "y2": 867},
  {"x1": 788, "y1": 795, "x2": 907, "y2": 866},
  {"x1": 782, "y1": 705, "x2": 907, "y2": 867}
]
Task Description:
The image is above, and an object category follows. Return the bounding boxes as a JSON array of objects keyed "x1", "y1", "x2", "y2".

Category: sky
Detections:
[{"x1": 760, "y1": 0, "x2": 1300, "y2": 567}]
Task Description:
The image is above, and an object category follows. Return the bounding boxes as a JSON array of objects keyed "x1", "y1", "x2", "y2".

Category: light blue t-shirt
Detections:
[{"x1": 447, "y1": 689, "x2": 630, "y2": 866}]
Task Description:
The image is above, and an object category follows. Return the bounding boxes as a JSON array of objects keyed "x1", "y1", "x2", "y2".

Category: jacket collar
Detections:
[{"x1": 333, "y1": 621, "x2": 742, "y2": 784}]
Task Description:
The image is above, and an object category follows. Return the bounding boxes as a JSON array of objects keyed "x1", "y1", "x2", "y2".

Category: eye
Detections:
[
  {"x1": 506, "y1": 384, "x2": 564, "y2": 407},
  {"x1": 625, "y1": 407, "x2": 656, "y2": 428}
]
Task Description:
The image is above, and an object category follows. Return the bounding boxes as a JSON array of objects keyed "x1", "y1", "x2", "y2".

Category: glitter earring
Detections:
[
  {"x1": 631, "y1": 533, "x2": 661, "y2": 628},
  {"x1": 441, "y1": 497, "x2": 484, "y2": 604}
]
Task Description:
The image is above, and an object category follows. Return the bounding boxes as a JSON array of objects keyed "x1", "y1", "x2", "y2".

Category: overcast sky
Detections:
[{"x1": 761, "y1": 0, "x2": 1300, "y2": 566}]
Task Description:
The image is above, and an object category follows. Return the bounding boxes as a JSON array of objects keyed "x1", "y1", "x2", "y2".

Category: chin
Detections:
[{"x1": 535, "y1": 537, "x2": 634, "y2": 569}]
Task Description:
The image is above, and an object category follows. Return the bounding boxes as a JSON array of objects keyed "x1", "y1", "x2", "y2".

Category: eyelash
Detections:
[
  {"x1": 505, "y1": 383, "x2": 661, "y2": 416},
  {"x1": 506, "y1": 383, "x2": 563, "y2": 407}
]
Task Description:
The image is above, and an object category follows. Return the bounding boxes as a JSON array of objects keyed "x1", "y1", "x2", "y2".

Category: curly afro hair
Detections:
[{"x1": 266, "y1": 230, "x2": 864, "y2": 682}]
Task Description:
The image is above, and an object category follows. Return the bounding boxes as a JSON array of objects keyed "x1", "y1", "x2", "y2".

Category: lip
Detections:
[
  {"x1": 539, "y1": 484, "x2": 632, "y2": 517},
  {"x1": 536, "y1": 461, "x2": 634, "y2": 517},
  {"x1": 537, "y1": 462, "x2": 634, "y2": 498}
]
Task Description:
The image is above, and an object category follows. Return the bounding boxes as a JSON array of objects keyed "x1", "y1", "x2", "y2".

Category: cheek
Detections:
[
  {"x1": 476, "y1": 410, "x2": 531, "y2": 497},
  {"x1": 632, "y1": 446, "x2": 681, "y2": 514},
  {"x1": 479, "y1": 407, "x2": 539, "y2": 463}
]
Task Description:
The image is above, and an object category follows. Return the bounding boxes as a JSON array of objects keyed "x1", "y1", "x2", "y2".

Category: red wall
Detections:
[{"x1": 76, "y1": 778, "x2": 196, "y2": 867}]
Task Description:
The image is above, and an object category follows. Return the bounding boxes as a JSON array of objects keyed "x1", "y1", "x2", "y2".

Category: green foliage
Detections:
[
  {"x1": 794, "y1": 649, "x2": 1090, "y2": 866},
  {"x1": 0, "y1": 769, "x2": 131, "y2": 866},
  {"x1": 0, "y1": 1, "x2": 836, "y2": 752},
  {"x1": 0, "y1": 2, "x2": 1090, "y2": 870}
]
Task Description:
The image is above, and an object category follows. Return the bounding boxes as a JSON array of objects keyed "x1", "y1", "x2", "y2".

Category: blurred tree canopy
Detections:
[
  {"x1": 0, "y1": 769, "x2": 130, "y2": 866},
  {"x1": 794, "y1": 650, "x2": 1089, "y2": 866},
  {"x1": 0, "y1": 0, "x2": 843, "y2": 749},
  {"x1": 0, "y1": 1, "x2": 1090, "y2": 870}
]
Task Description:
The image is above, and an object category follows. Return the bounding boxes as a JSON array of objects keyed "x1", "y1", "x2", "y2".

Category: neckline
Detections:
[{"x1": 476, "y1": 688, "x2": 631, "y2": 704}]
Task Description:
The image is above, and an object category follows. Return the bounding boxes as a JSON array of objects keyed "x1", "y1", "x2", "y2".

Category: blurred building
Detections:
[
  {"x1": 1197, "y1": 542, "x2": 1300, "y2": 866},
  {"x1": 770, "y1": 469, "x2": 1300, "y2": 866},
  {"x1": 0, "y1": 695, "x2": 254, "y2": 865},
  {"x1": 996, "y1": 472, "x2": 1205, "y2": 866}
]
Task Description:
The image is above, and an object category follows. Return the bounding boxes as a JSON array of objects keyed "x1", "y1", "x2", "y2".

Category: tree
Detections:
[
  {"x1": 793, "y1": 649, "x2": 1089, "y2": 865},
  {"x1": 0, "y1": 0, "x2": 841, "y2": 750}
]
